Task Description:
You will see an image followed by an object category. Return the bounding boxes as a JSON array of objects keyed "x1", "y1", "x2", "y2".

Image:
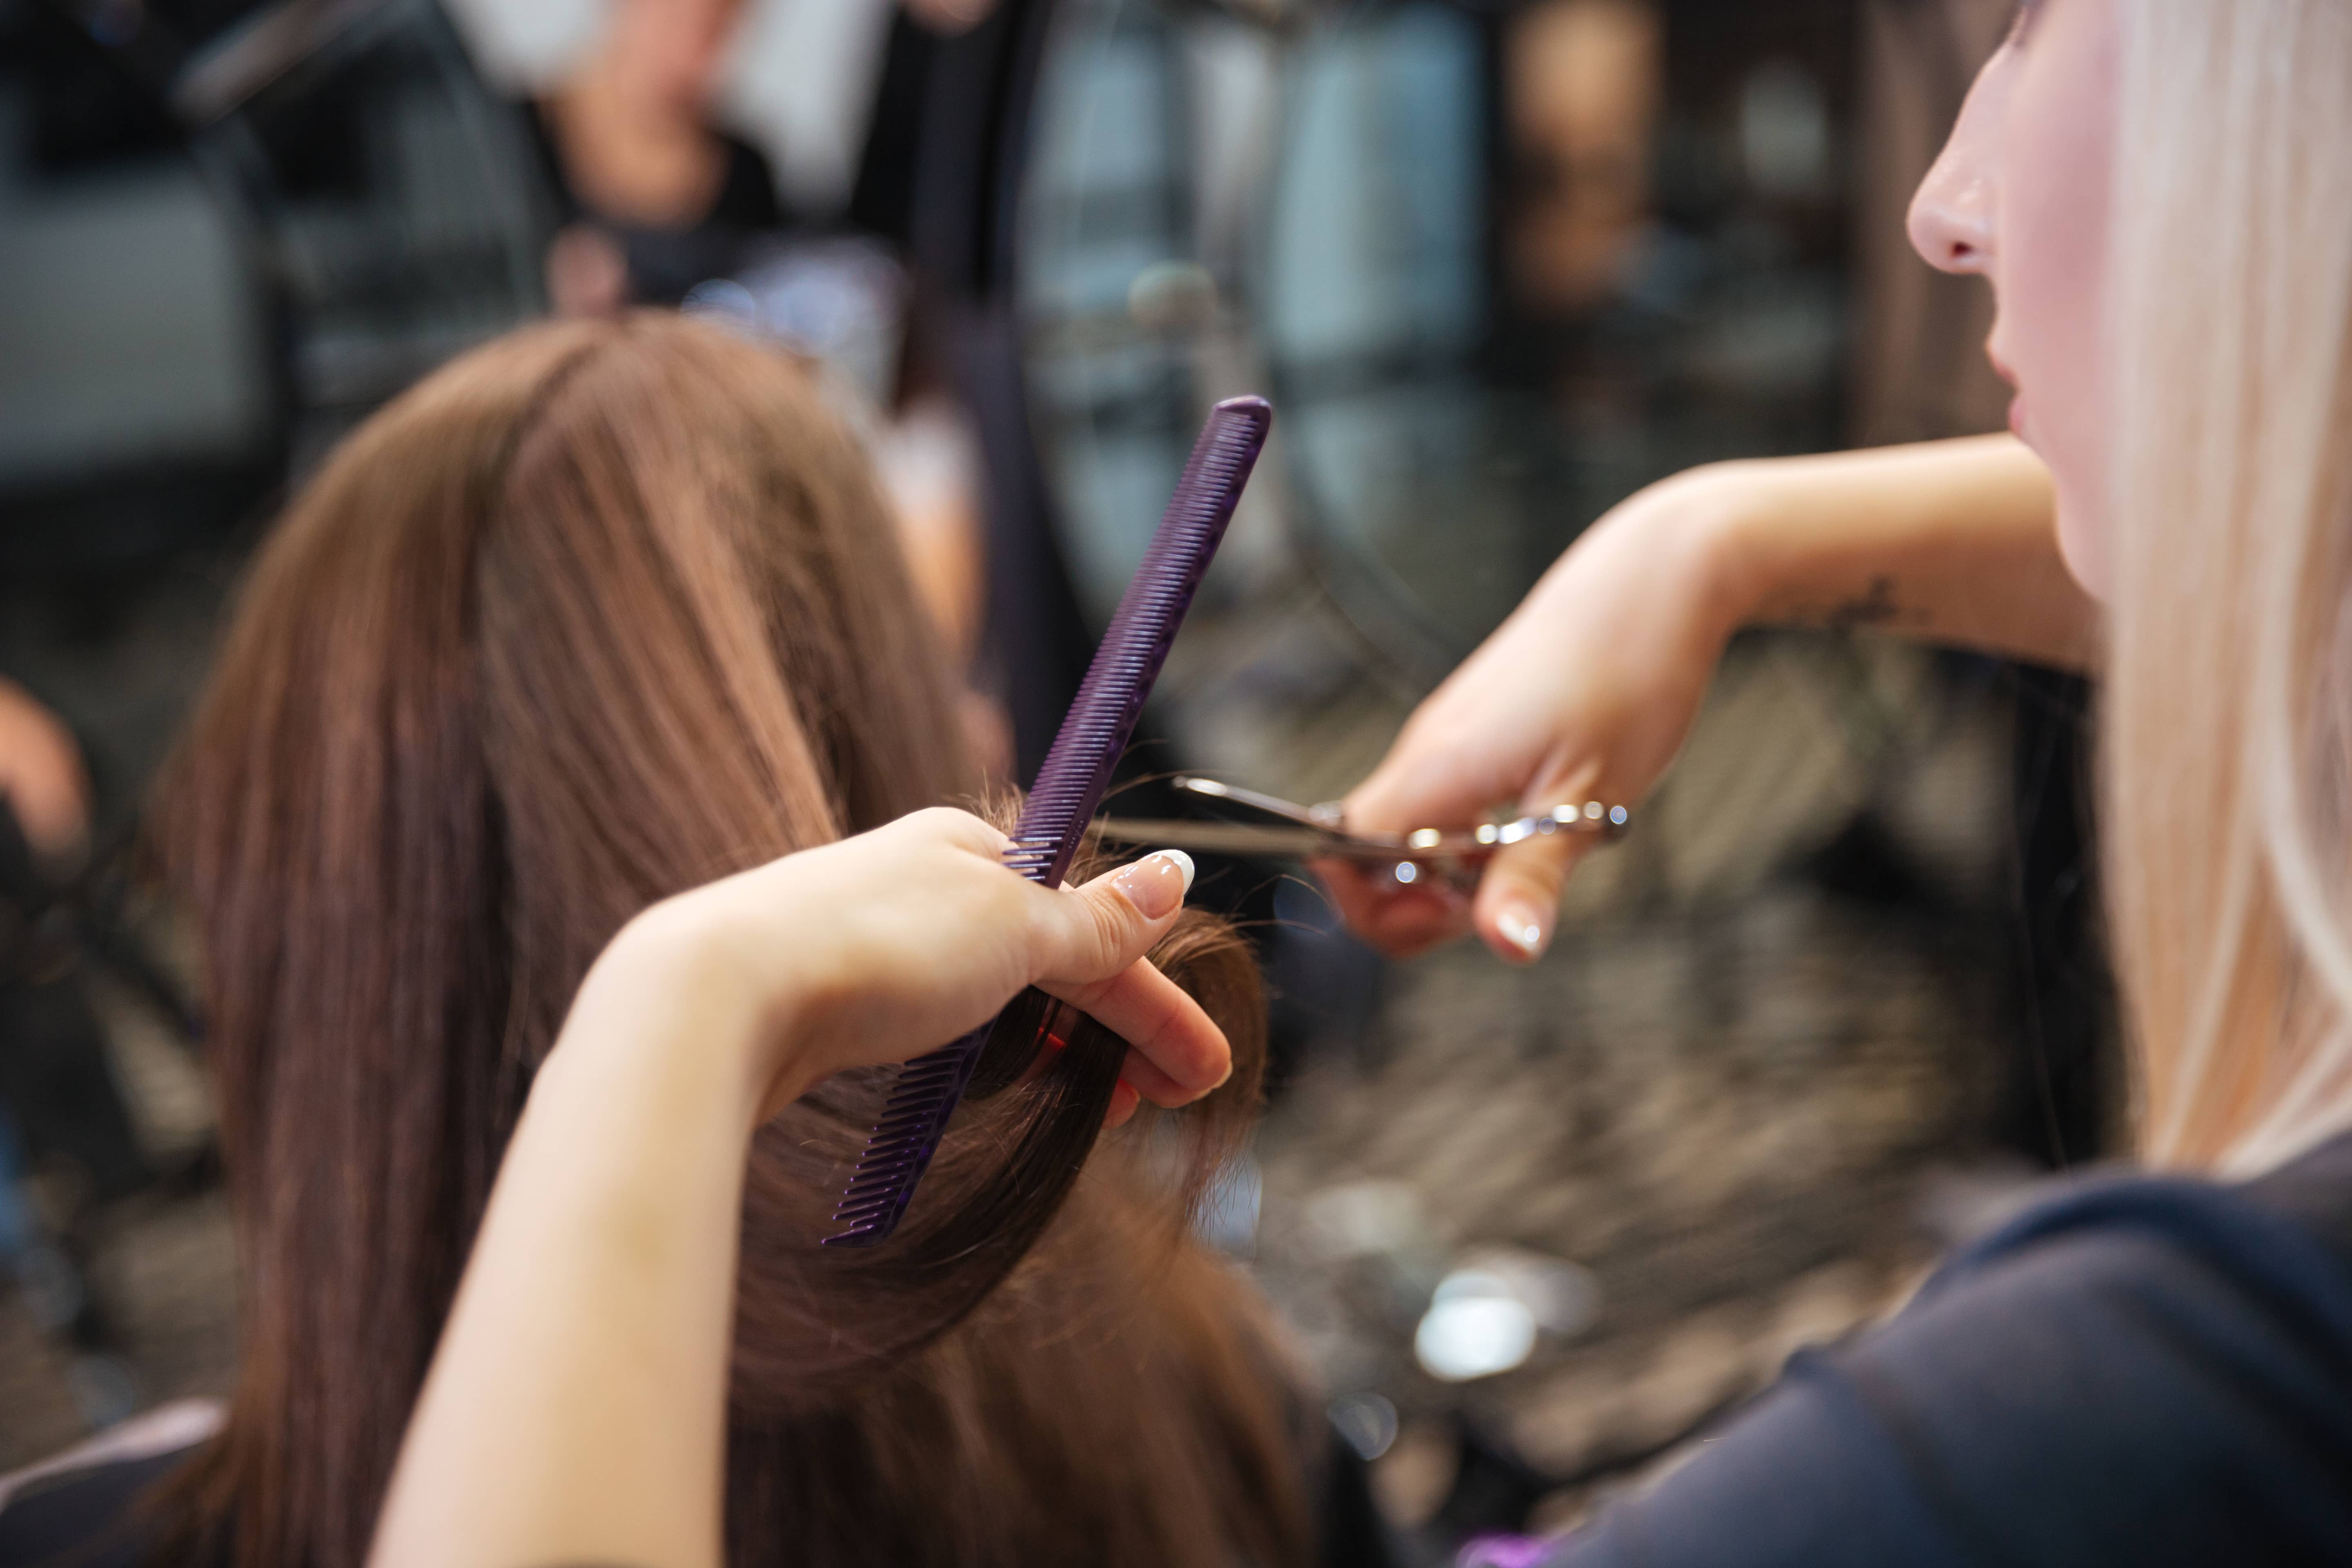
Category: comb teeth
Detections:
[
  {"x1": 822, "y1": 396, "x2": 1272, "y2": 1248},
  {"x1": 1000, "y1": 833, "x2": 1060, "y2": 876},
  {"x1": 821, "y1": 1031, "x2": 984, "y2": 1246},
  {"x1": 1002, "y1": 397, "x2": 1274, "y2": 890}
]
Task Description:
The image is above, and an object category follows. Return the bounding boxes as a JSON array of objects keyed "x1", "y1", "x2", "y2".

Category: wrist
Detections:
[
  {"x1": 561, "y1": 898, "x2": 820, "y2": 1136},
  {"x1": 1639, "y1": 461, "x2": 1780, "y2": 644}
]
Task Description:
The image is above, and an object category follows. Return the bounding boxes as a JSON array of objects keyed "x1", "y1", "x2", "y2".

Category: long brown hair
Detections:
[{"x1": 152, "y1": 315, "x2": 1314, "y2": 1567}]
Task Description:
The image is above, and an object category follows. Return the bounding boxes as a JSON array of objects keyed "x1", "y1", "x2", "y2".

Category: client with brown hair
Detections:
[{"x1": 25, "y1": 315, "x2": 1353, "y2": 1568}]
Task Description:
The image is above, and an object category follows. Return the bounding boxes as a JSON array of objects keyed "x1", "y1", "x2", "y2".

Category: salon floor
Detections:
[{"x1": 0, "y1": 617, "x2": 2059, "y2": 1560}]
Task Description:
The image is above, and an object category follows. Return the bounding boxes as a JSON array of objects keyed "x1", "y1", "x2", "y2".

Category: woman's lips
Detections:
[{"x1": 1989, "y1": 347, "x2": 2027, "y2": 440}]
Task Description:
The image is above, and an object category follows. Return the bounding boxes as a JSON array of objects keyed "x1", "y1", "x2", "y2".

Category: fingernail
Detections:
[
  {"x1": 1114, "y1": 850, "x2": 1194, "y2": 920},
  {"x1": 1497, "y1": 901, "x2": 1548, "y2": 960}
]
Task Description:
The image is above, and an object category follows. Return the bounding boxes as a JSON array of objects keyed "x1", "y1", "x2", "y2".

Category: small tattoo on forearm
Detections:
[{"x1": 1824, "y1": 575, "x2": 1907, "y2": 632}]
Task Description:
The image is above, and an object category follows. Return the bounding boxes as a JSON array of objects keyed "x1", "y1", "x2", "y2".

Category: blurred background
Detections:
[{"x1": 0, "y1": 0, "x2": 2113, "y2": 1557}]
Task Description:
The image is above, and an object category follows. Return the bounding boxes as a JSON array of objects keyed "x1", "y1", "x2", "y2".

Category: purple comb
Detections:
[{"x1": 822, "y1": 395, "x2": 1273, "y2": 1247}]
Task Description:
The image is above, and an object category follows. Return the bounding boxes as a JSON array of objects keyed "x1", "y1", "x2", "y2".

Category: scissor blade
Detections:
[
  {"x1": 1094, "y1": 817, "x2": 1422, "y2": 862},
  {"x1": 1169, "y1": 776, "x2": 1341, "y2": 829}
]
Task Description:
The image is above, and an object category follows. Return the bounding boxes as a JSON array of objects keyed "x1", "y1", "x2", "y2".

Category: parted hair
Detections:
[{"x1": 150, "y1": 314, "x2": 1314, "y2": 1567}]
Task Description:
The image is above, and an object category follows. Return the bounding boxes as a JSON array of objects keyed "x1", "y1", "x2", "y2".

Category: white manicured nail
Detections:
[
  {"x1": 1114, "y1": 851, "x2": 1194, "y2": 920},
  {"x1": 1498, "y1": 902, "x2": 1546, "y2": 959}
]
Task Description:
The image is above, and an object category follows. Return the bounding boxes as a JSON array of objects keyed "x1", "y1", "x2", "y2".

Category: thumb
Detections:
[
  {"x1": 1032, "y1": 850, "x2": 1197, "y2": 987},
  {"x1": 1031, "y1": 850, "x2": 1231, "y2": 1104}
]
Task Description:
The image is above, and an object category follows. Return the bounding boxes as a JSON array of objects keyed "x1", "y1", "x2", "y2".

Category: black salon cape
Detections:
[
  {"x1": 0, "y1": 1407, "x2": 1396, "y2": 1568},
  {"x1": 13, "y1": 1136, "x2": 2352, "y2": 1567},
  {"x1": 1547, "y1": 1130, "x2": 2352, "y2": 1567}
]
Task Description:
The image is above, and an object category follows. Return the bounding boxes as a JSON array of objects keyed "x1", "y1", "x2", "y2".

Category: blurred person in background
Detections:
[
  {"x1": 512, "y1": 0, "x2": 1005, "y2": 760},
  {"x1": 0, "y1": 679, "x2": 152, "y2": 1428},
  {"x1": 0, "y1": 314, "x2": 1388, "y2": 1568},
  {"x1": 532, "y1": 0, "x2": 780, "y2": 314},
  {"x1": 0, "y1": 682, "x2": 89, "y2": 880},
  {"x1": 356, "y1": 0, "x2": 2352, "y2": 1563},
  {"x1": 1504, "y1": 0, "x2": 1662, "y2": 319},
  {"x1": 0, "y1": 679, "x2": 98, "y2": 1256}
]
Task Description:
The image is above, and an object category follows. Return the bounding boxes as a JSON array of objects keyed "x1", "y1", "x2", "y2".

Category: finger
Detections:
[
  {"x1": 1116, "y1": 1024, "x2": 1235, "y2": 1106},
  {"x1": 1117, "y1": 1047, "x2": 1184, "y2": 1105},
  {"x1": 1027, "y1": 849, "x2": 1232, "y2": 1100},
  {"x1": 1472, "y1": 831, "x2": 1592, "y2": 964},
  {"x1": 1103, "y1": 1079, "x2": 1142, "y2": 1129},
  {"x1": 1342, "y1": 664, "x2": 1536, "y2": 834},
  {"x1": 1314, "y1": 859, "x2": 1471, "y2": 958},
  {"x1": 1345, "y1": 743, "x2": 1512, "y2": 839},
  {"x1": 1047, "y1": 958, "x2": 1230, "y2": 1103},
  {"x1": 1029, "y1": 850, "x2": 1196, "y2": 987}
]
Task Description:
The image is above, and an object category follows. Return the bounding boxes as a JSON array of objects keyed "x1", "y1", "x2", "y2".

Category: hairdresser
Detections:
[
  {"x1": 368, "y1": 0, "x2": 2352, "y2": 1562},
  {"x1": 1327, "y1": 0, "x2": 2352, "y2": 1555},
  {"x1": 532, "y1": 0, "x2": 776, "y2": 316}
]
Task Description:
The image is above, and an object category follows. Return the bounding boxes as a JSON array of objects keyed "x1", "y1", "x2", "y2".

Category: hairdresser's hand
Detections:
[
  {"x1": 1327, "y1": 437, "x2": 2080, "y2": 964},
  {"x1": 597, "y1": 808, "x2": 1228, "y2": 1127},
  {"x1": 1323, "y1": 468, "x2": 1742, "y2": 963}
]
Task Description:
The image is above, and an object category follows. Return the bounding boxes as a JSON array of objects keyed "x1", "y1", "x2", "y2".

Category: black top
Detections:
[
  {"x1": 1548, "y1": 1130, "x2": 2352, "y2": 1566},
  {"x1": 16, "y1": 1136, "x2": 2352, "y2": 1566},
  {"x1": 0, "y1": 1411, "x2": 1392, "y2": 1568},
  {"x1": 523, "y1": 105, "x2": 787, "y2": 307},
  {"x1": 0, "y1": 1448, "x2": 199, "y2": 1568}
]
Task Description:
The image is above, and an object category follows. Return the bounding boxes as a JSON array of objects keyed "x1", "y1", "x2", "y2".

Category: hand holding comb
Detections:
[{"x1": 824, "y1": 395, "x2": 1274, "y2": 1247}]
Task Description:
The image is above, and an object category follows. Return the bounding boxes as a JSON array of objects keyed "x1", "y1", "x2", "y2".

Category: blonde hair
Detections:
[{"x1": 2105, "y1": 0, "x2": 2352, "y2": 1171}]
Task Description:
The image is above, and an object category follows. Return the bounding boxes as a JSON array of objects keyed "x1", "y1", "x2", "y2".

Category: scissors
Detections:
[{"x1": 1096, "y1": 777, "x2": 1631, "y2": 888}]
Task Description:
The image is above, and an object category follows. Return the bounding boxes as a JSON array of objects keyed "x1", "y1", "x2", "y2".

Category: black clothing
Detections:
[
  {"x1": 0, "y1": 1417, "x2": 1391, "y2": 1568},
  {"x1": 0, "y1": 1448, "x2": 203, "y2": 1568},
  {"x1": 524, "y1": 106, "x2": 786, "y2": 306},
  {"x1": 1550, "y1": 1131, "x2": 2352, "y2": 1565},
  {"x1": 18, "y1": 1136, "x2": 2352, "y2": 1566}
]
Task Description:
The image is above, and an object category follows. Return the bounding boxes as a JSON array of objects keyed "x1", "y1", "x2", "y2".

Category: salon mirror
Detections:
[
  {"x1": 0, "y1": 0, "x2": 549, "y2": 577},
  {"x1": 1018, "y1": 0, "x2": 1853, "y2": 687}
]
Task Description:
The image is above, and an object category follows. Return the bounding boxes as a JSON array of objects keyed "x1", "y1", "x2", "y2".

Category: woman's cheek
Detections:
[
  {"x1": 2053, "y1": 484, "x2": 2109, "y2": 601},
  {"x1": 2000, "y1": 0, "x2": 2119, "y2": 598}
]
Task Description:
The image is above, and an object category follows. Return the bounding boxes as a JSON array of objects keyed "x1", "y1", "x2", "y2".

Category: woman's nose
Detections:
[
  {"x1": 1908, "y1": 152, "x2": 1995, "y2": 277},
  {"x1": 1907, "y1": 50, "x2": 2011, "y2": 278}
]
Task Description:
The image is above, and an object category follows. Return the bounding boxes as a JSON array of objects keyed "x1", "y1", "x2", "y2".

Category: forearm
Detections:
[
  {"x1": 360, "y1": 814, "x2": 1220, "y2": 1568},
  {"x1": 1329, "y1": 436, "x2": 2096, "y2": 959},
  {"x1": 1695, "y1": 435, "x2": 2100, "y2": 672},
  {"x1": 369, "y1": 924, "x2": 796, "y2": 1568}
]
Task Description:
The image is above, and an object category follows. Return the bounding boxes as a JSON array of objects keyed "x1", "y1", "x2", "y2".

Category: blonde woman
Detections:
[{"x1": 363, "y1": 0, "x2": 2350, "y2": 1563}]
